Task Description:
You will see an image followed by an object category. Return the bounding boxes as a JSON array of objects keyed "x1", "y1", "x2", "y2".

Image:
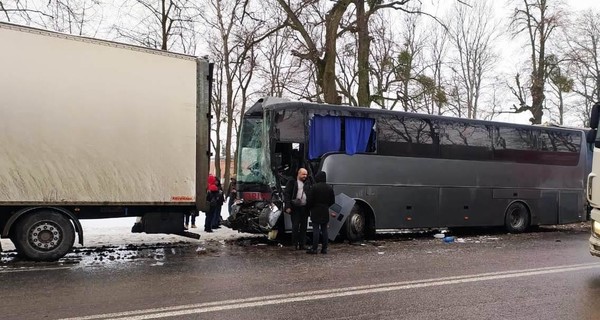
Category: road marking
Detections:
[
  {"x1": 60, "y1": 263, "x2": 600, "y2": 320},
  {"x1": 0, "y1": 266, "x2": 71, "y2": 274}
]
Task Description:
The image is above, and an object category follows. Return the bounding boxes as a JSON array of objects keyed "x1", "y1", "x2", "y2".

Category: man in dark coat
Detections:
[
  {"x1": 284, "y1": 168, "x2": 311, "y2": 250},
  {"x1": 306, "y1": 171, "x2": 335, "y2": 254}
]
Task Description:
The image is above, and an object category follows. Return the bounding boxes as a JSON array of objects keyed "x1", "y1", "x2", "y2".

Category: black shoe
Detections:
[
  {"x1": 299, "y1": 246, "x2": 306, "y2": 250},
  {"x1": 131, "y1": 223, "x2": 143, "y2": 233},
  {"x1": 205, "y1": 229, "x2": 213, "y2": 233},
  {"x1": 213, "y1": 226, "x2": 221, "y2": 229},
  {"x1": 306, "y1": 249, "x2": 317, "y2": 254},
  {"x1": 321, "y1": 250, "x2": 328, "y2": 254}
]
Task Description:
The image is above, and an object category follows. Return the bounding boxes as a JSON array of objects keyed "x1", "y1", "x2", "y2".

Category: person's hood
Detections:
[
  {"x1": 315, "y1": 171, "x2": 327, "y2": 183},
  {"x1": 208, "y1": 175, "x2": 217, "y2": 185}
]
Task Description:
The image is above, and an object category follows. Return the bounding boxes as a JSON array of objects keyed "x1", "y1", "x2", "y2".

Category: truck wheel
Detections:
[
  {"x1": 344, "y1": 205, "x2": 365, "y2": 242},
  {"x1": 504, "y1": 202, "x2": 530, "y2": 233},
  {"x1": 13, "y1": 210, "x2": 75, "y2": 261}
]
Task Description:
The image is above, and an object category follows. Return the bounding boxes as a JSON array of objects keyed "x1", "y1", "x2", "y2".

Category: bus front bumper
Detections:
[{"x1": 224, "y1": 201, "x2": 281, "y2": 234}]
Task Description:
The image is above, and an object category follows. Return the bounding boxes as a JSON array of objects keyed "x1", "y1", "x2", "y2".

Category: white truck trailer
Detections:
[{"x1": 0, "y1": 22, "x2": 212, "y2": 261}]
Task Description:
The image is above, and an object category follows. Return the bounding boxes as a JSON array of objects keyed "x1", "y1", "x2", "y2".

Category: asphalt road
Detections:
[{"x1": 1, "y1": 224, "x2": 600, "y2": 320}]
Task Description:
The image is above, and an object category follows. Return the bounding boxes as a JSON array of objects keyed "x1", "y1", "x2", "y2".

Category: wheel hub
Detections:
[
  {"x1": 350, "y1": 213, "x2": 364, "y2": 233},
  {"x1": 28, "y1": 222, "x2": 62, "y2": 251},
  {"x1": 509, "y1": 209, "x2": 524, "y2": 228}
]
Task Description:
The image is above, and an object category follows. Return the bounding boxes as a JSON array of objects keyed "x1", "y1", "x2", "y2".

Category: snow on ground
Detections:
[{"x1": 0, "y1": 210, "x2": 259, "y2": 252}]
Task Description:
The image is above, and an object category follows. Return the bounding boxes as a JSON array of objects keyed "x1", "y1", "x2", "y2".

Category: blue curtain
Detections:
[
  {"x1": 309, "y1": 115, "x2": 341, "y2": 159},
  {"x1": 345, "y1": 117, "x2": 374, "y2": 155}
]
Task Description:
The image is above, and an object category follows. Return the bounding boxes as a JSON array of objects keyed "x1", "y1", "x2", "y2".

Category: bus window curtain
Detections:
[
  {"x1": 345, "y1": 117, "x2": 374, "y2": 155},
  {"x1": 309, "y1": 115, "x2": 341, "y2": 159}
]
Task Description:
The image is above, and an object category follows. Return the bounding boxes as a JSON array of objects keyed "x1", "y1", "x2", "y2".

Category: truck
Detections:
[
  {"x1": 0, "y1": 22, "x2": 212, "y2": 261},
  {"x1": 588, "y1": 102, "x2": 600, "y2": 256}
]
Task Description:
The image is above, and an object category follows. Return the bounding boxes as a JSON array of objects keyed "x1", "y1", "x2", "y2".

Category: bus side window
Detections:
[{"x1": 377, "y1": 116, "x2": 438, "y2": 158}]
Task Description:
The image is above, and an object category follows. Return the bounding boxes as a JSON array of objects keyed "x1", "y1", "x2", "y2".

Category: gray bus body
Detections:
[{"x1": 229, "y1": 98, "x2": 588, "y2": 239}]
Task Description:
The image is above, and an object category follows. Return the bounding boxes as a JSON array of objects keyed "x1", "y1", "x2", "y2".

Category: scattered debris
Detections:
[{"x1": 443, "y1": 236, "x2": 455, "y2": 243}]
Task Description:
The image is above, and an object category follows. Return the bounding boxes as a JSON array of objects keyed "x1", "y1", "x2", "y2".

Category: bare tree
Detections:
[
  {"x1": 210, "y1": 46, "x2": 226, "y2": 179},
  {"x1": 0, "y1": 0, "x2": 54, "y2": 23},
  {"x1": 564, "y1": 10, "x2": 600, "y2": 127},
  {"x1": 113, "y1": 0, "x2": 199, "y2": 53},
  {"x1": 447, "y1": 0, "x2": 499, "y2": 119},
  {"x1": 255, "y1": 27, "x2": 306, "y2": 98},
  {"x1": 351, "y1": 0, "x2": 419, "y2": 107},
  {"x1": 202, "y1": 0, "x2": 284, "y2": 188},
  {"x1": 0, "y1": 0, "x2": 103, "y2": 36},
  {"x1": 368, "y1": 12, "x2": 401, "y2": 110},
  {"x1": 336, "y1": 23, "x2": 359, "y2": 106},
  {"x1": 393, "y1": 13, "x2": 438, "y2": 113},
  {"x1": 423, "y1": 18, "x2": 449, "y2": 116},
  {"x1": 545, "y1": 54, "x2": 573, "y2": 125},
  {"x1": 508, "y1": 0, "x2": 564, "y2": 124}
]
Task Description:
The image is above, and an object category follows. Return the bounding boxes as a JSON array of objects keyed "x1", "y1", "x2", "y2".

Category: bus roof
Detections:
[{"x1": 247, "y1": 97, "x2": 587, "y2": 134}]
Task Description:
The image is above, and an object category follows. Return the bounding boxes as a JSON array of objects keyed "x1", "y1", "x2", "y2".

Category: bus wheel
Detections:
[
  {"x1": 345, "y1": 205, "x2": 365, "y2": 242},
  {"x1": 504, "y1": 202, "x2": 530, "y2": 233},
  {"x1": 12, "y1": 210, "x2": 75, "y2": 261}
]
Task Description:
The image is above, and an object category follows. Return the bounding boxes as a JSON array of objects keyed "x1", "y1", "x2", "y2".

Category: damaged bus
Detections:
[{"x1": 228, "y1": 97, "x2": 589, "y2": 241}]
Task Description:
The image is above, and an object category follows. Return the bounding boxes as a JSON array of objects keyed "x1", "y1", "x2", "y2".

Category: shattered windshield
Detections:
[{"x1": 237, "y1": 116, "x2": 275, "y2": 186}]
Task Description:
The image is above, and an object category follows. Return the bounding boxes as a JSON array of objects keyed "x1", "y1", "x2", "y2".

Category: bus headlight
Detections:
[{"x1": 593, "y1": 221, "x2": 600, "y2": 237}]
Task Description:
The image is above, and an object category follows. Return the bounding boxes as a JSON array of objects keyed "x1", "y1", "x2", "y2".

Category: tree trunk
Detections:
[
  {"x1": 355, "y1": 0, "x2": 370, "y2": 107},
  {"x1": 160, "y1": 0, "x2": 168, "y2": 50},
  {"x1": 322, "y1": 1, "x2": 351, "y2": 104}
]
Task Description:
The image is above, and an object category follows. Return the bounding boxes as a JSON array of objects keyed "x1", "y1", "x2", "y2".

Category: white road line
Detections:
[
  {"x1": 59, "y1": 262, "x2": 600, "y2": 320},
  {"x1": 0, "y1": 266, "x2": 71, "y2": 274}
]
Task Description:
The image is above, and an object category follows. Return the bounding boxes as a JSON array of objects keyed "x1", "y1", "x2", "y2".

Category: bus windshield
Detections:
[{"x1": 237, "y1": 117, "x2": 274, "y2": 187}]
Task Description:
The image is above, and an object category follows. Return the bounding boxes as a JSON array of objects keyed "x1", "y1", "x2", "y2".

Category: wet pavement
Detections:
[{"x1": 1, "y1": 223, "x2": 600, "y2": 319}]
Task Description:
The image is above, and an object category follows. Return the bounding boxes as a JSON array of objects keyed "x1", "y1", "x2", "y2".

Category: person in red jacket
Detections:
[{"x1": 205, "y1": 175, "x2": 219, "y2": 233}]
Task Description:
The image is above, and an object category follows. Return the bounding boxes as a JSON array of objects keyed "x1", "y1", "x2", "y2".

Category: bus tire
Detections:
[
  {"x1": 504, "y1": 202, "x2": 530, "y2": 233},
  {"x1": 12, "y1": 210, "x2": 75, "y2": 261},
  {"x1": 344, "y1": 205, "x2": 365, "y2": 242},
  {"x1": 591, "y1": 103, "x2": 600, "y2": 129}
]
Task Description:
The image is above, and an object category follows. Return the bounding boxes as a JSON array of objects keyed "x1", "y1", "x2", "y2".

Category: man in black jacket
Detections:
[
  {"x1": 284, "y1": 168, "x2": 311, "y2": 250},
  {"x1": 305, "y1": 171, "x2": 335, "y2": 254}
]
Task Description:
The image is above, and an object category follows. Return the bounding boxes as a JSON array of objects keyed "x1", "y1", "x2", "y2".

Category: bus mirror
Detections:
[{"x1": 590, "y1": 102, "x2": 600, "y2": 129}]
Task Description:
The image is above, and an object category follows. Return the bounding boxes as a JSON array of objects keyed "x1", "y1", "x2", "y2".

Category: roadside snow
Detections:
[{"x1": 0, "y1": 210, "x2": 257, "y2": 252}]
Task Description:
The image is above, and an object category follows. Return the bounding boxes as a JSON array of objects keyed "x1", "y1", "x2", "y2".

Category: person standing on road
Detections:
[
  {"x1": 184, "y1": 209, "x2": 198, "y2": 229},
  {"x1": 212, "y1": 178, "x2": 226, "y2": 229},
  {"x1": 205, "y1": 175, "x2": 219, "y2": 233},
  {"x1": 227, "y1": 175, "x2": 237, "y2": 214},
  {"x1": 305, "y1": 171, "x2": 335, "y2": 254},
  {"x1": 284, "y1": 168, "x2": 311, "y2": 250}
]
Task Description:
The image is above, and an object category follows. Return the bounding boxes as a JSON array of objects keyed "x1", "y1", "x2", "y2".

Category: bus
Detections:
[{"x1": 228, "y1": 97, "x2": 589, "y2": 241}]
